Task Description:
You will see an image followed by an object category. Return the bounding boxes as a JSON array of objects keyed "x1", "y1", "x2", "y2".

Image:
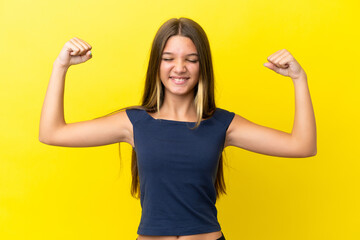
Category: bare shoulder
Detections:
[
  {"x1": 226, "y1": 113, "x2": 246, "y2": 131},
  {"x1": 108, "y1": 110, "x2": 134, "y2": 146},
  {"x1": 224, "y1": 114, "x2": 246, "y2": 146}
]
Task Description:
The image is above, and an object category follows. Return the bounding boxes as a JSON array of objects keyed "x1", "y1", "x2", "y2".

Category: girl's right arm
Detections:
[{"x1": 39, "y1": 38, "x2": 133, "y2": 147}]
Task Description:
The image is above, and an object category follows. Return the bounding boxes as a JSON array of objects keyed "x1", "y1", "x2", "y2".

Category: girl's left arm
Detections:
[{"x1": 225, "y1": 49, "x2": 317, "y2": 158}]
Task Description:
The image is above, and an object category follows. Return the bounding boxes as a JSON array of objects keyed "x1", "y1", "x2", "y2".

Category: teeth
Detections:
[{"x1": 170, "y1": 77, "x2": 188, "y2": 83}]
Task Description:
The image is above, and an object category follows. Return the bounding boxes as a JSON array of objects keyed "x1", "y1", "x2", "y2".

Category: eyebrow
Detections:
[{"x1": 162, "y1": 52, "x2": 199, "y2": 57}]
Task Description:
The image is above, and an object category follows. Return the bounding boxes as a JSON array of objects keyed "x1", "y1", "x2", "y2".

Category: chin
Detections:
[{"x1": 166, "y1": 89, "x2": 195, "y2": 97}]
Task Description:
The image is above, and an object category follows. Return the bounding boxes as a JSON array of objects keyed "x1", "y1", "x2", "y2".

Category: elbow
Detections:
[
  {"x1": 39, "y1": 134, "x2": 53, "y2": 145},
  {"x1": 39, "y1": 125, "x2": 66, "y2": 146},
  {"x1": 39, "y1": 127, "x2": 56, "y2": 145},
  {"x1": 291, "y1": 141, "x2": 317, "y2": 157},
  {"x1": 298, "y1": 146, "x2": 317, "y2": 158},
  {"x1": 38, "y1": 129, "x2": 46, "y2": 143},
  {"x1": 308, "y1": 142, "x2": 317, "y2": 157},
  {"x1": 39, "y1": 127, "x2": 47, "y2": 144},
  {"x1": 39, "y1": 135, "x2": 48, "y2": 144},
  {"x1": 307, "y1": 148, "x2": 317, "y2": 157},
  {"x1": 292, "y1": 137, "x2": 317, "y2": 157},
  {"x1": 312, "y1": 146, "x2": 317, "y2": 156}
]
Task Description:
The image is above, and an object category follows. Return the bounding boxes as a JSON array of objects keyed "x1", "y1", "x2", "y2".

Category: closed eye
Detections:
[{"x1": 162, "y1": 58, "x2": 198, "y2": 63}]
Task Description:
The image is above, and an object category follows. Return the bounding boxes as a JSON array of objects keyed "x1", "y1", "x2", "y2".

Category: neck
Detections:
[{"x1": 157, "y1": 92, "x2": 197, "y2": 121}]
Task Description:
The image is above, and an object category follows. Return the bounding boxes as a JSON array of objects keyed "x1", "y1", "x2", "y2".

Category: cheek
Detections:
[
  {"x1": 190, "y1": 64, "x2": 200, "y2": 76},
  {"x1": 160, "y1": 63, "x2": 171, "y2": 75},
  {"x1": 159, "y1": 67, "x2": 166, "y2": 79}
]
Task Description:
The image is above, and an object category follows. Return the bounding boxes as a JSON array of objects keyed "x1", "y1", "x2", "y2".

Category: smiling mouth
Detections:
[{"x1": 170, "y1": 76, "x2": 190, "y2": 84}]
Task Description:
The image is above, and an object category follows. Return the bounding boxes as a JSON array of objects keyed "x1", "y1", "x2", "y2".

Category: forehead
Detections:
[{"x1": 162, "y1": 35, "x2": 197, "y2": 54}]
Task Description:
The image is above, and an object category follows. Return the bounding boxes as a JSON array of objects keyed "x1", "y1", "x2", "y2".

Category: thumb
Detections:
[
  {"x1": 81, "y1": 50, "x2": 93, "y2": 62},
  {"x1": 263, "y1": 62, "x2": 275, "y2": 70},
  {"x1": 263, "y1": 62, "x2": 283, "y2": 74},
  {"x1": 263, "y1": 61, "x2": 290, "y2": 77}
]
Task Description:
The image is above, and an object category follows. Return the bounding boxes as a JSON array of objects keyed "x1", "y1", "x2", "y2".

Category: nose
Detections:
[{"x1": 174, "y1": 59, "x2": 186, "y2": 73}]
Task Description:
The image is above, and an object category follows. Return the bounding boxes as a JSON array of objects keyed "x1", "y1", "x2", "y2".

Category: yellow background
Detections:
[{"x1": 1, "y1": 0, "x2": 359, "y2": 239}]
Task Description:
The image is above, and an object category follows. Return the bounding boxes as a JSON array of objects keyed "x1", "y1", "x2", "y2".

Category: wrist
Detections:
[
  {"x1": 53, "y1": 58, "x2": 70, "y2": 70},
  {"x1": 291, "y1": 71, "x2": 307, "y2": 82}
]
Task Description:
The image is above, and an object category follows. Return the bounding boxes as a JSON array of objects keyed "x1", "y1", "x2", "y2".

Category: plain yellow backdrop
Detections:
[{"x1": 1, "y1": 0, "x2": 359, "y2": 239}]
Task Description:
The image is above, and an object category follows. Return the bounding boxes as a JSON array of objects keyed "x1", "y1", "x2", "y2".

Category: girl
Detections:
[{"x1": 39, "y1": 18, "x2": 317, "y2": 240}]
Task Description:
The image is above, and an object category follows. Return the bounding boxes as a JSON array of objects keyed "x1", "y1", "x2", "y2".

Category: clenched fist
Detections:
[
  {"x1": 263, "y1": 49, "x2": 306, "y2": 80},
  {"x1": 55, "y1": 37, "x2": 92, "y2": 68}
]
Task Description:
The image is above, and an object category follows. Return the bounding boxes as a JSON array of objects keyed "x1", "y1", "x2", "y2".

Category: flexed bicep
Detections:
[{"x1": 224, "y1": 114, "x2": 313, "y2": 158}]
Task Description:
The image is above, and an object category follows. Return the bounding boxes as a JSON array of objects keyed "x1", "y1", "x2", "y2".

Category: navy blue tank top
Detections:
[{"x1": 125, "y1": 107, "x2": 235, "y2": 235}]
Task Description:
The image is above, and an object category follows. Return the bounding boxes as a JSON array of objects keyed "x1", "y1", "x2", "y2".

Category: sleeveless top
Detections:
[{"x1": 125, "y1": 107, "x2": 235, "y2": 236}]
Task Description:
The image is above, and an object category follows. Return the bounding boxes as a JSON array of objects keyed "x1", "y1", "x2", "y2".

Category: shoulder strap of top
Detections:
[
  {"x1": 125, "y1": 108, "x2": 146, "y2": 125},
  {"x1": 213, "y1": 108, "x2": 236, "y2": 130}
]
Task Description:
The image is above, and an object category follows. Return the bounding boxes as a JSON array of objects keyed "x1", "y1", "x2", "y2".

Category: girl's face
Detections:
[{"x1": 159, "y1": 35, "x2": 200, "y2": 98}]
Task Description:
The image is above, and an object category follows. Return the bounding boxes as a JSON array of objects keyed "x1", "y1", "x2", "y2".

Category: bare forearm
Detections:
[
  {"x1": 291, "y1": 74, "x2": 317, "y2": 156},
  {"x1": 39, "y1": 60, "x2": 69, "y2": 141}
]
